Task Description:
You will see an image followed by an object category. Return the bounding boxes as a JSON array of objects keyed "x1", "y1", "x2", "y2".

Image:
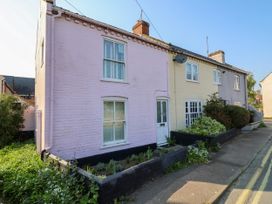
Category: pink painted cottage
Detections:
[{"x1": 36, "y1": 0, "x2": 170, "y2": 160}]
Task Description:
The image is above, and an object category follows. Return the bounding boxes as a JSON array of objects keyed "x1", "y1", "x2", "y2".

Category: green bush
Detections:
[
  {"x1": 187, "y1": 141, "x2": 209, "y2": 164},
  {"x1": 0, "y1": 140, "x2": 99, "y2": 204},
  {"x1": 203, "y1": 93, "x2": 232, "y2": 129},
  {"x1": 183, "y1": 116, "x2": 226, "y2": 136},
  {"x1": 204, "y1": 93, "x2": 250, "y2": 129},
  {"x1": 225, "y1": 105, "x2": 250, "y2": 128},
  {"x1": 0, "y1": 94, "x2": 24, "y2": 148}
]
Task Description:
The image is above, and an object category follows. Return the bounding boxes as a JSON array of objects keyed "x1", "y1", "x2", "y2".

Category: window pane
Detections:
[
  {"x1": 213, "y1": 70, "x2": 217, "y2": 82},
  {"x1": 193, "y1": 65, "x2": 198, "y2": 81},
  {"x1": 104, "y1": 101, "x2": 114, "y2": 121},
  {"x1": 115, "y1": 43, "x2": 124, "y2": 62},
  {"x1": 162, "y1": 101, "x2": 167, "y2": 122},
  {"x1": 103, "y1": 122, "x2": 114, "y2": 142},
  {"x1": 114, "y1": 63, "x2": 125, "y2": 80},
  {"x1": 115, "y1": 122, "x2": 125, "y2": 140},
  {"x1": 104, "y1": 60, "x2": 112, "y2": 78},
  {"x1": 186, "y1": 64, "x2": 192, "y2": 80},
  {"x1": 157, "y1": 101, "x2": 161, "y2": 123},
  {"x1": 104, "y1": 40, "x2": 113, "y2": 59},
  {"x1": 115, "y1": 102, "x2": 125, "y2": 120}
]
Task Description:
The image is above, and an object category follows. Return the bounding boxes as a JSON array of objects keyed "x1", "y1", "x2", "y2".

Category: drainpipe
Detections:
[{"x1": 45, "y1": 7, "x2": 62, "y2": 151}]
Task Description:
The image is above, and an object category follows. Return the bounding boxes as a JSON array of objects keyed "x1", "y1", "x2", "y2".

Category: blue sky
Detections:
[{"x1": 1, "y1": 0, "x2": 271, "y2": 89}]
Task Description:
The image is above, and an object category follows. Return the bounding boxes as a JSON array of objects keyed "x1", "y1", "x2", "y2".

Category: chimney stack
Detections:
[
  {"x1": 132, "y1": 20, "x2": 150, "y2": 36},
  {"x1": 208, "y1": 50, "x2": 225, "y2": 64}
]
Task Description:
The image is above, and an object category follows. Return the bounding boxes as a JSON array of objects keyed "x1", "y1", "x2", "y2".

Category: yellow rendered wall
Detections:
[
  {"x1": 261, "y1": 73, "x2": 272, "y2": 118},
  {"x1": 168, "y1": 54, "x2": 218, "y2": 130}
]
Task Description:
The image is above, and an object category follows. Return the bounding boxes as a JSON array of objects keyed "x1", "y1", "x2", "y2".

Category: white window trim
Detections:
[
  {"x1": 185, "y1": 100, "x2": 202, "y2": 127},
  {"x1": 102, "y1": 38, "x2": 126, "y2": 82},
  {"x1": 213, "y1": 69, "x2": 222, "y2": 85},
  {"x1": 185, "y1": 62, "x2": 199, "y2": 82},
  {"x1": 234, "y1": 75, "x2": 240, "y2": 91},
  {"x1": 102, "y1": 97, "x2": 127, "y2": 147}
]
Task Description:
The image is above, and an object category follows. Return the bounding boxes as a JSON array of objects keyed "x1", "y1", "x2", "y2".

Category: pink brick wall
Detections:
[{"x1": 50, "y1": 18, "x2": 168, "y2": 160}]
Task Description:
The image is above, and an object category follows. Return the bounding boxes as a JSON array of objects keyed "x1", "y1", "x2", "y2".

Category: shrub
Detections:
[
  {"x1": 0, "y1": 140, "x2": 99, "y2": 204},
  {"x1": 204, "y1": 93, "x2": 250, "y2": 129},
  {"x1": 203, "y1": 93, "x2": 232, "y2": 129},
  {"x1": 187, "y1": 141, "x2": 209, "y2": 164},
  {"x1": 183, "y1": 116, "x2": 226, "y2": 136},
  {"x1": 0, "y1": 95, "x2": 25, "y2": 148},
  {"x1": 225, "y1": 105, "x2": 250, "y2": 128}
]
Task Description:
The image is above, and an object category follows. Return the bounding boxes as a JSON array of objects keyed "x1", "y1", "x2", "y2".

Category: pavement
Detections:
[
  {"x1": 218, "y1": 134, "x2": 272, "y2": 204},
  {"x1": 130, "y1": 123, "x2": 272, "y2": 204}
]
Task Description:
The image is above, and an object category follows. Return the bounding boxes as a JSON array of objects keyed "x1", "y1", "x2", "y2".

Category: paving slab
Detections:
[{"x1": 130, "y1": 127, "x2": 272, "y2": 204}]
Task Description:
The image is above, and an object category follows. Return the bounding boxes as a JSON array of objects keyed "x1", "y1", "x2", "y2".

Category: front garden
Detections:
[{"x1": 0, "y1": 140, "x2": 99, "y2": 204}]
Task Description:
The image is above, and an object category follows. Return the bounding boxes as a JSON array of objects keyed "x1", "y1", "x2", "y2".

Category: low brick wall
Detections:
[{"x1": 78, "y1": 146, "x2": 187, "y2": 203}]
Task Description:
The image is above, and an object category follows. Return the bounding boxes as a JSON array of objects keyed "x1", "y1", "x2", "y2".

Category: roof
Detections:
[
  {"x1": 53, "y1": 4, "x2": 248, "y2": 75},
  {"x1": 2, "y1": 75, "x2": 35, "y2": 96},
  {"x1": 260, "y1": 72, "x2": 272, "y2": 83}
]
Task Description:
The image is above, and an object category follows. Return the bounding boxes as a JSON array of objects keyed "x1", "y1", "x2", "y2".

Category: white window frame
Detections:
[
  {"x1": 185, "y1": 62, "x2": 199, "y2": 82},
  {"x1": 103, "y1": 98, "x2": 127, "y2": 146},
  {"x1": 234, "y1": 75, "x2": 240, "y2": 91},
  {"x1": 185, "y1": 100, "x2": 202, "y2": 127},
  {"x1": 213, "y1": 69, "x2": 222, "y2": 85},
  {"x1": 103, "y1": 38, "x2": 126, "y2": 82}
]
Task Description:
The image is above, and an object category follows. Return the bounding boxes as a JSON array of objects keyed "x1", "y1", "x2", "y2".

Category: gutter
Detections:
[{"x1": 45, "y1": 7, "x2": 62, "y2": 151}]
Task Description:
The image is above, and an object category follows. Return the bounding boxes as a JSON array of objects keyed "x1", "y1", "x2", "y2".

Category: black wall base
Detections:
[{"x1": 77, "y1": 143, "x2": 157, "y2": 167}]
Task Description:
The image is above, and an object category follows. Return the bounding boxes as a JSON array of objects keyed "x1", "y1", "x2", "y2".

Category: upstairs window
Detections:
[
  {"x1": 234, "y1": 75, "x2": 240, "y2": 90},
  {"x1": 213, "y1": 69, "x2": 222, "y2": 84},
  {"x1": 103, "y1": 39, "x2": 125, "y2": 81},
  {"x1": 186, "y1": 62, "x2": 199, "y2": 82}
]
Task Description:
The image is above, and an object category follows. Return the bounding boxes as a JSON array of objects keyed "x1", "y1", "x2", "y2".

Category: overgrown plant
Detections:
[
  {"x1": 183, "y1": 116, "x2": 226, "y2": 136},
  {"x1": 166, "y1": 136, "x2": 176, "y2": 146},
  {"x1": 0, "y1": 140, "x2": 99, "y2": 204},
  {"x1": 187, "y1": 141, "x2": 209, "y2": 164},
  {"x1": 0, "y1": 94, "x2": 25, "y2": 148}
]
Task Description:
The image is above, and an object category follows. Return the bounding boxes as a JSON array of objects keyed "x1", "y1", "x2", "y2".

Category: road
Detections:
[{"x1": 217, "y1": 121, "x2": 272, "y2": 204}]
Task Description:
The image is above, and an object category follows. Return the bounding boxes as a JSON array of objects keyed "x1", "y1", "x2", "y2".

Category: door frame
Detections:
[{"x1": 156, "y1": 97, "x2": 170, "y2": 145}]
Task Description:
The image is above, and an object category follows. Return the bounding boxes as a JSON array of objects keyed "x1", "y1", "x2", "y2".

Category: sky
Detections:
[{"x1": 0, "y1": 0, "x2": 271, "y2": 89}]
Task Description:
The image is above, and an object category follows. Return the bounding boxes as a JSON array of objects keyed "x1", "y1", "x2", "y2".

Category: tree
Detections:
[
  {"x1": 247, "y1": 74, "x2": 257, "y2": 107},
  {"x1": 0, "y1": 94, "x2": 25, "y2": 148}
]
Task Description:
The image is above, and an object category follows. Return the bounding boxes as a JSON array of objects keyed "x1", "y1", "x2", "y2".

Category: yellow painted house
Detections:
[
  {"x1": 260, "y1": 72, "x2": 272, "y2": 118},
  {"x1": 168, "y1": 45, "x2": 248, "y2": 130}
]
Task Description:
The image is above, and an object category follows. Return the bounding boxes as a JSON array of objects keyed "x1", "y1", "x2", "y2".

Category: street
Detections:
[{"x1": 218, "y1": 120, "x2": 272, "y2": 204}]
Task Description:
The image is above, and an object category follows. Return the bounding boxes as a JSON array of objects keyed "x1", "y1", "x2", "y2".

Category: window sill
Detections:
[
  {"x1": 213, "y1": 82, "x2": 222, "y2": 86},
  {"x1": 186, "y1": 79, "x2": 199, "y2": 84},
  {"x1": 101, "y1": 141, "x2": 129, "y2": 149},
  {"x1": 101, "y1": 79, "x2": 129, "y2": 84},
  {"x1": 234, "y1": 89, "x2": 240, "y2": 92}
]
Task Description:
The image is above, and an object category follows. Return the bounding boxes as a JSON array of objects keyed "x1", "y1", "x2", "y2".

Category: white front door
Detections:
[{"x1": 156, "y1": 99, "x2": 169, "y2": 145}]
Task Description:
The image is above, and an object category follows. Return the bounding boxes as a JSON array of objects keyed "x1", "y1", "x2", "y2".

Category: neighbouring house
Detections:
[
  {"x1": 168, "y1": 47, "x2": 248, "y2": 129},
  {"x1": 37, "y1": 0, "x2": 249, "y2": 160},
  {"x1": 260, "y1": 72, "x2": 272, "y2": 118},
  {"x1": 36, "y1": 0, "x2": 169, "y2": 159},
  {"x1": 0, "y1": 75, "x2": 35, "y2": 133}
]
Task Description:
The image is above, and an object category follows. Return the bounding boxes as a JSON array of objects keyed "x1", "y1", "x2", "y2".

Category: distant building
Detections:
[
  {"x1": 0, "y1": 75, "x2": 35, "y2": 99},
  {"x1": 260, "y1": 72, "x2": 272, "y2": 118},
  {"x1": 0, "y1": 75, "x2": 35, "y2": 132}
]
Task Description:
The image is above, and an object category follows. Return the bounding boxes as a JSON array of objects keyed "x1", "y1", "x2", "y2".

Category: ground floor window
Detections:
[
  {"x1": 185, "y1": 101, "x2": 202, "y2": 127},
  {"x1": 103, "y1": 100, "x2": 125, "y2": 144}
]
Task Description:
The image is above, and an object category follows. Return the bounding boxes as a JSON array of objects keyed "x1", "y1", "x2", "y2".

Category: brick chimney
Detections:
[
  {"x1": 132, "y1": 20, "x2": 150, "y2": 36},
  {"x1": 208, "y1": 50, "x2": 225, "y2": 64}
]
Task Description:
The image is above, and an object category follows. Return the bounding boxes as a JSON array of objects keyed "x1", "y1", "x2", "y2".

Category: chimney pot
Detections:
[
  {"x1": 132, "y1": 20, "x2": 149, "y2": 36},
  {"x1": 208, "y1": 50, "x2": 225, "y2": 64}
]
